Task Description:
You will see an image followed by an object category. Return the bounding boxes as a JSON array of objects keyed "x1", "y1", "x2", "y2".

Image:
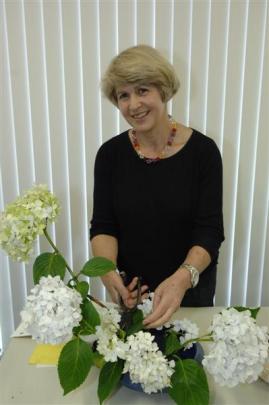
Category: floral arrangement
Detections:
[{"x1": 0, "y1": 185, "x2": 268, "y2": 405}]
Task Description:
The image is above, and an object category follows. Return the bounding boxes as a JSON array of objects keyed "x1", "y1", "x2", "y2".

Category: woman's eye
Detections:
[
  {"x1": 118, "y1": 93, "x2": 128, "y2": 100},
  {"x1": 138, "y1": 88, "x2": 148, "y2": 95}
]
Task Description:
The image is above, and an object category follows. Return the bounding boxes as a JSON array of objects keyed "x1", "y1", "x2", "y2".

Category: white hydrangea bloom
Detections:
[
  {"x1": 202, "y1": 308, "x2": 269, "y2": 387},
  {"x1": 95, "y1": 304, "x2": 126, "y2": 362},
  {"x1": 22, "y1": 184, "x2": 60, "y2": 223},
  {"x1": 171, "y1": 318, "x2": 199, "y2": 348},
  {"x1": 95, "y1": 330, "x2": 128, "y2": 362},
  {"x1": 138, "y1": 292, "x2": 154, "y2": 317},
  {"x1": 96, "y1": 304, "x2": 121, "y2": 336},
  {"x1": 20, "y1": 275, "x2": 82, "y2": 344},
  {"x1": 123, "y1": 331, "x2": 175, "y2": 394},
  {"x1": 0, "y1": 184, "x2": 60, "y2": 262}
]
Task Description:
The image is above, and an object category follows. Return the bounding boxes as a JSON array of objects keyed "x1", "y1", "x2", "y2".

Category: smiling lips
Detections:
[{"x1": 131, "y1": 111, "x2": 149, "y2": 120}]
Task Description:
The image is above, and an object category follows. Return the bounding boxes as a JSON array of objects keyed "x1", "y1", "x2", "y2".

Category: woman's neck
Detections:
[{"x1": 134, "y1": 116, "x2": 171, "y2": 152}]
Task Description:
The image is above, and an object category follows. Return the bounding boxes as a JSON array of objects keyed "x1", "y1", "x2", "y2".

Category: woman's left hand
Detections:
[{"x1": 143, "y1": 269, "x2": 191, "y2": 328}]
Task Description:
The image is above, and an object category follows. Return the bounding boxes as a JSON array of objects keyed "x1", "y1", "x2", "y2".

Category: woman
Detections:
[{"x1": 90, "y1": 45, "x2": 224, "y2": 328}]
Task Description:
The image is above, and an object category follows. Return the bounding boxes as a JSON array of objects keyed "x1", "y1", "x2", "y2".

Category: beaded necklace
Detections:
[{"x1": 130, "y1": 119, "x2": 177, "y2": 164}]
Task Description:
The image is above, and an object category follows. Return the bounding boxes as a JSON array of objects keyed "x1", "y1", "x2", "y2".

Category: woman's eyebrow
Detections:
[{"x1": 116, "y1": 89, "x2": 127, "y2": 95}]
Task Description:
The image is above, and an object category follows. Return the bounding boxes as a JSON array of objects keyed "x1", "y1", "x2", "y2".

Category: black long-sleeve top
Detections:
[{"x1": 90, "y1": 129, "x2": 224, "y2": 306}]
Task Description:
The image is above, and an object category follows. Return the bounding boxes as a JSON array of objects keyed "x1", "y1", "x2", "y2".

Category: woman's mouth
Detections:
[{"x1": 131, "y1": 111, "x2": 149, "y2": 120}]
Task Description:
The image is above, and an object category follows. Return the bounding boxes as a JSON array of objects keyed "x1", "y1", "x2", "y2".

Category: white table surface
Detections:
[{"x1": 0, "y1": 307, "x2": 268, "y2": 405}]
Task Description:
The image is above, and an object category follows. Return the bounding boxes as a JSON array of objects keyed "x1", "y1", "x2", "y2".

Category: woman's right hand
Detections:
[
  {"x1": 101, "y1": 271, "x2": 129, "y2": 306},
  {"x1": 101, "y1": 272, "x2": 148, "y2": 308}
]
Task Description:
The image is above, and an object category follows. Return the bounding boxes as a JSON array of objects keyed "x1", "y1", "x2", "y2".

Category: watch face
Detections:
[
  {"x1": 181, "y1": 264, "x2": 199, "y2": 287},
  {"x1": 192, "y1": 272, "x2": 199, "y2": 287}
]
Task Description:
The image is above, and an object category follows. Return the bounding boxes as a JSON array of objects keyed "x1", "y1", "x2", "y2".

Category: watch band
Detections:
[{"x1": 180, "y1": 263, "x2": 199, "y2": 288}]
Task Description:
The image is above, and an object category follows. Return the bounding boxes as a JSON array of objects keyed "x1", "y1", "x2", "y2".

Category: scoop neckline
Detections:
[{"x1": 125, "y1": 128, "x2": 195, "y2": 164}]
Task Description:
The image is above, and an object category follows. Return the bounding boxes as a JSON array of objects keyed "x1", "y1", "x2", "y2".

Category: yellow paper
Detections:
[{"x1": 28, "y1": 343, "x2": 64, "y2": 365}]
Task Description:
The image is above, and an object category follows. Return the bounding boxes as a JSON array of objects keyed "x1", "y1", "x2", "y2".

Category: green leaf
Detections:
[
  {"x1": 76, "y1": 299, "x2": 101, "y2": 335},
  {"x1": 125, "y1": 309, "x2": 144, "y2": 336},
  {"x1": 164, "y1": 331, "x2": 182, "y2": 356},
  {"x1": 168, "y1": 359, "x2": 209, "y2": 405},
  {"x1": 58, "y1": 337, "x2": 94, "y2": 395},
  {"x1": 80, "y1": 257, "x2": 116, "y2": 277},
  {"x1": 75, "y1": 281, "x2": 89, "y2": 299},
  {"x1": 33, "y1": 252, "x2": 66, "y2": 284},
  {"x1": 98, "y1": 359, "x2": 124, "y2": 405},
  {"x1": 73, "y1": 299, "x2": 100, "y2": 335},
  {"x1": 232, "y1": 306, "x2": 260, "y2": 319}
]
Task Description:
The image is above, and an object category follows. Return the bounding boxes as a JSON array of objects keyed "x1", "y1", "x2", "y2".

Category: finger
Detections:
[
  {"x1": 144, "y1": 307, "x2": 174, "y2": 329},
  {"x1": 143, "y1": 304, "x2": 165, "y2": 325},
  {"x1": 128, "y1": 284, "x2": 149, "y2": 299},
  {"x1": 152, "y1": 292, "x2": 162, "y2": 311},
  {"x1": 126, "y1": 277, "x2": 138, "y2": 292},
  {"x1": 141, "y1": 285, "x2": 149, "y2": 294},
  {"x1": 125, "y1": 291, "x2": 149, "y2": 308},
  {"x1": 117, "y1": 282, "x2": 132, "y2": 302},
  {"x1": 142, "y1": 311, "x2": 172, "y2": 329}
]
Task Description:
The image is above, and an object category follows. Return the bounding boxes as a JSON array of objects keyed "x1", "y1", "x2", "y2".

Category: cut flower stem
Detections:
[
  {"x1": 43, "y1": 227, "x2": 107, "y2": 309},
  {"x1": 177, "y1": 334, "x2": 213, "y2": 351},
  {"x1": 43, "y1": 227, "x2": 75, "y2": 278}
]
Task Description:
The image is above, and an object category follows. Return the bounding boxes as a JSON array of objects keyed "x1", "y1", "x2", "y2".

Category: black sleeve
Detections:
[
  {"x1": 190, "y1": 139, "x2": 225, "y2": 260},
  {"x1": 90, "y1": 143, "x2": 119, "y2": 240}
]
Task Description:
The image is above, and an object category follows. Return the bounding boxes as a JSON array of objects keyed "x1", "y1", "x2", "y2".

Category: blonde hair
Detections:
[{"x1": 101, "y1": 45, "x2": 180, "y2": 106}]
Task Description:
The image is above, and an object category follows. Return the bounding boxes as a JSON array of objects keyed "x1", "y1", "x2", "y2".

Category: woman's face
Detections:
[{"x1": 116, "y1": 84, "x2": 167, "y2": 133}]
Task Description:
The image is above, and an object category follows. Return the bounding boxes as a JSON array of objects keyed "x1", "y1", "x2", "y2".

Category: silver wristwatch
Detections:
[{"x1": 180, "y1": 263, "x2": 199, "y2": 288}]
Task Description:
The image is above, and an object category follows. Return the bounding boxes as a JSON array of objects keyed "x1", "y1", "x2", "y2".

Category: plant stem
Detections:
[
  {"x1": 44, "y1": 227, "x2": 108, "y2": 310},
  {"x1": 43, "y1": 227, "x2": 75, "y2": 279},
  {"x1": 87, "y1": 294, "x2": 107, "y2": 309},
  {"x1": 178, "y1": 334, "x2": 213, "y2": 350}
]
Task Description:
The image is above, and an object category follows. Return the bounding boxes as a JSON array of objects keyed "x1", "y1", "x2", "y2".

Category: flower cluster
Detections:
[
  {"x1": 202, "y1": 308, "x2": 269, "y2": 386},
  {"x1": 167, "y1": 318, "x2": 200, "y2": 349},
  {"x1": 123, "y1": 331, "x2": 175, "y2": 393},
  {"x1": 138, "y1": 292, "x2": 155, "y2": 316},
  {"x1": 20, "y1": 275, "x2": 82, "y2": 344},
  {"x1": 95, "y1": 304, "x2": 126, "y2": 362},
  {"x1": 0, "y1": 184, "x2": 60, "y2": 261}
]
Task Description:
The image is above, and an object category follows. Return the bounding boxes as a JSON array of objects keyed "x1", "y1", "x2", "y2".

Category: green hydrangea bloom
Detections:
[{"x1": 0, "y1": 184, "x2": 60, "y2": 262}]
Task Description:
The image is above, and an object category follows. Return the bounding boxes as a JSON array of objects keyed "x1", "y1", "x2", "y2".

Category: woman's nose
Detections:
[{"x1": 129, "y1": 94, "x2": 141, "y2": 110}]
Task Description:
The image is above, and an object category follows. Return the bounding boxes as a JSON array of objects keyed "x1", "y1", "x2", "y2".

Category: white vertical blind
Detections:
[
  {"x1": 80, "y1": 0, "x2": 104, "y2": 298},
  {"x1": 189, "y1": 1, "x2": 211, "y2": 132},
  {"x1": 248, "y1": 1, "x2": 269, "y2": 306},
  {"x1": 99, "y1": 0, "x2": 118, "y2": 141},
  {"x1": 218, "y1": 0, "x2": 251, "y2": 304},
  {"x1": 1, "y1": 0, "x2": 28, "y2": 341},
  {"x1": 137, "y1": 0, "x2": 155, "y2": 46},
  {"x1": 1, "y1": 0, "x2": 268, "y2": 354},
  {"x1": 172, "y1": 1, "x2": 192, "y2": 123},
  {"x1": 232, "y1": 1, "x2": 267, "y2": 305},
  {"x1": 42, "y1": 0, "x2": 73, "y2": 267},
  {"x1": 0, "y1": 169, "x2": 14, "y2": 357},
  {"x1": 205, "y1": 0, "x2": 229, "y2": 151}
]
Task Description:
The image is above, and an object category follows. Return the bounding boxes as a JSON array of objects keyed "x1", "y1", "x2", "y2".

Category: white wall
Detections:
[{"x1": 1, "y1": 0, "x2": 268, "y2": 354}]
